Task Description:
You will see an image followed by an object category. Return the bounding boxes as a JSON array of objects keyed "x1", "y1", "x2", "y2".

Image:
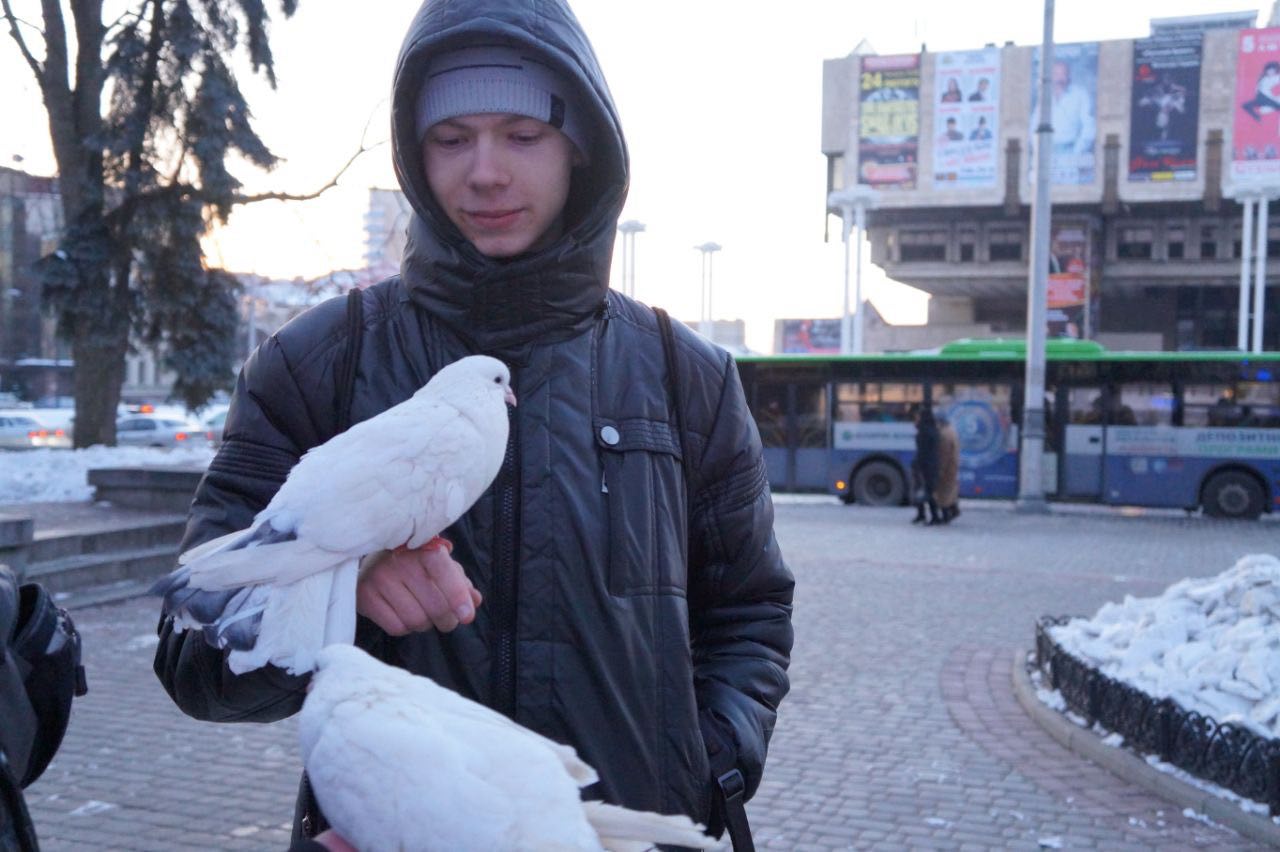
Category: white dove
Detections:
[
  {"x1": 152, "y1": 355, "x2": 515, "y2": 676},
  {"x1": 300, "y1": 644, "x2": 717, "y2": 852}
]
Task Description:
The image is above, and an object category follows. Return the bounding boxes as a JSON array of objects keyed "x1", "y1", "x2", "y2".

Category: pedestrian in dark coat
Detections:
[
  {"x1": 153, "y1": 1, "x2": 794, "y2": 848},
  {"x1": 913, "y1": 407, "x2": 941, "y2": 525}
]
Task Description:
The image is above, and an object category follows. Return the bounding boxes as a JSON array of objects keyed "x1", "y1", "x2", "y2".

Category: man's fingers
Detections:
[
  {"x1": 470, "y1": 587, "x2": 483, "y2": 610},
  {"x1": 421, "y1": 550, "x2": 478, "y2": 623},
  {"x1": 399, "y1": 568, "x2": 459, "y2": 632},
  {"x1": 358, "y1": 587, "x2": 408, "y2": 636}
]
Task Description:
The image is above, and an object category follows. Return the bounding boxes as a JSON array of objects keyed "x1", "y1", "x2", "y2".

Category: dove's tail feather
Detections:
[
  {"x1": 176, "y1": 527, "x2": 247, "y2": 565},
  {"x1": 582, "y1": 801, "x2": 717, "y2": 851},
  {"x1": 226, "y1": 556, "x2": 360, "y2": 675},
  {"x1": 186, "y1": 534, "x2": 337, "y2": 590},
  {"x1": 201, "y1": 585, "x2": 268, "y2": 651}
]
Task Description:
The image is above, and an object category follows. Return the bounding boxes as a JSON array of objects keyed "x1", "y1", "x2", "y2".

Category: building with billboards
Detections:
[{"x1": 822, "y1": 10, "x2": 1280, "y2": 352}]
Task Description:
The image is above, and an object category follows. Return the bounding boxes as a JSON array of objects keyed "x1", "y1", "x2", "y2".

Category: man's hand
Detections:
[{"x1": 356, "y1": 542, "x2": 482, "y2": 635}]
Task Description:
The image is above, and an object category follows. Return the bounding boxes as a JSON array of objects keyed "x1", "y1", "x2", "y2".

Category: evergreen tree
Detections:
[{"x1": 3, "y1": 0, "x2": 298, "y2": 446}]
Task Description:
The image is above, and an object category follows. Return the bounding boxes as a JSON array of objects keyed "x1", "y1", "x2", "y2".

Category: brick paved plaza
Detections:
[{"x1": 21, "y1": 499, "x2": 1280, "y2": 850}]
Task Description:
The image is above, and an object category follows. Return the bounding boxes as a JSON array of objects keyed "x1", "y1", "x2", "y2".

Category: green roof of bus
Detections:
[{"x1": 735, "y1": 338, "x2": 1280, "y2": 363}]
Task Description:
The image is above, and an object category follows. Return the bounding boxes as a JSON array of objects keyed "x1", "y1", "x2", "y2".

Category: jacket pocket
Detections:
[{"x1": 596, "y1": 416, "x2": 688, "y2": 596}]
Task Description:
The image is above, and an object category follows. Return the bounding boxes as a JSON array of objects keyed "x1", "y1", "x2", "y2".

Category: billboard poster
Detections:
[
  {"x1": 1029, "y1": 43, "x2": 1099, "y2": 185},
  {"x1": 780, "y1": 319, "x2": 841, "y2": 354},
  {"x1": 1047, "y1": 220, "x2": 1090, "y2": 338},
  {"x1": 1129, "y1": 35, "x2": 1201, "y2": 181},
  {"x1": 1232, "y1": 27, "x2": 1280, "y2": 184},
  {"x1": 858, "y1": 54, "x2": 920, "y2": 189},
  {"x1": 933, "y1": 48, "x2": 1001, "y2": 187}
]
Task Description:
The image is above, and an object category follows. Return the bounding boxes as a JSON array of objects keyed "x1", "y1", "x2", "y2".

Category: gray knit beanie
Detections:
[{"x1": 415, "y1": 44, "x2": 590, "y2": 161}]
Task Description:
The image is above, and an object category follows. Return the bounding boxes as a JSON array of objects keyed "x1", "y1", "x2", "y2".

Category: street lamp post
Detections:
[
  {"x1": 694, "y1": 242, "x2": 722, "y2": 340},
  {"x1": 617, "y1": 219, "x2": 646, "y2": 297},
  {"x1": 1017, "y1": 0, "x2": 1055, "y2": 513},
  {"x1": 827, "y1": 185, "x2": 878, "y2": 354}
]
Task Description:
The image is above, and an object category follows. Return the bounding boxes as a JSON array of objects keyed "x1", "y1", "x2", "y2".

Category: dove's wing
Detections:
[
  {"x1": 402, "y1": 670, "x2": 598, "y2": 787},
  {"x1": 304, "y1": 675, "x2": 545, "y2": 844},
  {"x1": 260, "y1": 398, "x2": 499, "y2": 557}
]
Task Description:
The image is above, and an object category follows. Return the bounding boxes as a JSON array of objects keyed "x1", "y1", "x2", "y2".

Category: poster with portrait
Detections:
[
  {"x1": 1029, "y1": 43, "x2": 1099, "y2": 186},
  {"x1": 1047, "y1": 220, "x2": 1091, "y2": 338},
  {"x1": 858, "y1": 54, "x2": 920, "y2": 189},
  {"x1": 1129, "y1": 35, "x2": 1201, "y2": 182},
  {"x1": 933, "y1": 48, "x2": 1001, "y2": 187},
  {"x1": 1232, "y1": 27, "x2": 1280, "y2": 184}
]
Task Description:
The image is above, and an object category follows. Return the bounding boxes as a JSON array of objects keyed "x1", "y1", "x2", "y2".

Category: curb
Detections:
[{"x1": 1011, "y1": 650, "x2": 1280, "y2": 849}]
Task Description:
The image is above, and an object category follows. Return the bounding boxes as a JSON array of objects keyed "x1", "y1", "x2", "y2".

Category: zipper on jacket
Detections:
[{"x1": 491, "y1": 402, "x2": 520, "y2": 717}]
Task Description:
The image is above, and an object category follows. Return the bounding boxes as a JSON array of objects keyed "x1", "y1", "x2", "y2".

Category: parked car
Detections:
[
  {"x1": 115, "y1": 414, "x2": 215, "y2": 449},
  {"x1": 0, "y1": 414, "x2": 71, "y2": 449},
  {"x1": 203, "y1": 406, "x2": 230, "y2": 447}
]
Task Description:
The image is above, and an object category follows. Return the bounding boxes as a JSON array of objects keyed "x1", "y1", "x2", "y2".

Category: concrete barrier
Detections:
[
  {"x1": 88, "y1": 467, "x2": 205, "y2": 513},
  {"x1": 0, "y1": 514, "x2": 34, "y2": 580}
]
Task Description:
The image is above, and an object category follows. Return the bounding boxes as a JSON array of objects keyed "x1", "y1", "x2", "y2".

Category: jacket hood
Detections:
[{"x1": 390, "y1": 0, "x2": 629, "y2": 355}]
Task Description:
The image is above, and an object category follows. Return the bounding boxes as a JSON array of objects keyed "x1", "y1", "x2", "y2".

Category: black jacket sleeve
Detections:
[
  {"x1": 687, "y1": 352, "x2": 794, "y2": 801},
  {"x1": 153, "y1": 326, "x2": 336, "y2": 723}
]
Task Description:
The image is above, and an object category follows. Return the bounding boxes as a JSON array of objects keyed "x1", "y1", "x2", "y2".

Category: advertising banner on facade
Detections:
[
  {"x1": 1129, "y1": 35, "x2": 1201, "y2": 181},
  {"x1": 1232, "y1": 27, "x2": 1280, "y2": 184},
  {"x1": 933, "y1": 48, "x2": 1000, "y2": 188},
  {"x1": 780, "y1": 319, "x2": 842, "y2": 354},
  {"x1": 1047, "y1": 220, "x2": 1090, "y2": 338},
  {"x1": 1030, "y1": 43, "x2": 1098, "y2": 185},
  {"x1": 858, "y1": 54, "x2": 920, "y2": 189}
]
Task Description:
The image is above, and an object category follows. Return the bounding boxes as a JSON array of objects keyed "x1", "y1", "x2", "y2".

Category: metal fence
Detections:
[{"x1": 1035, "y1": 616, "x2": 1280, "y2": 817}]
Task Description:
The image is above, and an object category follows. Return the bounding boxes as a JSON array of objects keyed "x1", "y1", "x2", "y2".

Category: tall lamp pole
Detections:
[
  {"x1": 828, "y1": 185, "x2": 879, "y2": 354},
  {"x1": 694, "y1": 242, "x2": 722, "y2": 340},
  {"x1": 1017, "y1": 0, "x2": 1055, "y2": 513},
  {"x1": 617, "y1": 219, "x2": 646, "y2": 297}
]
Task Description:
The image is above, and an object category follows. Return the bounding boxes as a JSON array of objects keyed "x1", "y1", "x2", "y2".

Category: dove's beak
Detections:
[{"x1": 505, "y1": 388, "x2": 517, "y2": 407}]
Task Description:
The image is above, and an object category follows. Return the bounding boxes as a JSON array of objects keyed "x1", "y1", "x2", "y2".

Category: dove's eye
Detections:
[{"x1": 493, "y1": 376, "x2": 502, "y2": 384}]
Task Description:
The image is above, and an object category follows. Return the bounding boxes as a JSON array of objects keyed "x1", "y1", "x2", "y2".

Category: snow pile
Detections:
[
  {"x1": 0, "y1": 446, "x2": 213, "y2": 503},
  {"x1": 1050, "y1": 554, "x2": 1280, "y2": 740}
]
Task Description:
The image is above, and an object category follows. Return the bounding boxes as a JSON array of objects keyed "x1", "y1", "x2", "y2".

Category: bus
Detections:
[{"x1": 735, "y1": 339, "x2": 1280, "y2": 520}]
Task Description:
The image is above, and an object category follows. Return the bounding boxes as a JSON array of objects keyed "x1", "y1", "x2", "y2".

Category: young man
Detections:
[{"x1": 153, "y1": 0, "x2": 794, "y2": 846}]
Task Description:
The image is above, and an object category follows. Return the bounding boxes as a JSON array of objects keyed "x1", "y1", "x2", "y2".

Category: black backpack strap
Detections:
[
  {"x1": 294, "y1": 289, "x2": 363, "y2": 843},
  {"x1": 653, "y1": 307, "x2": 755, "y2": 852},
  {"x1": 335, "y1": 288, "x2": 365, "y2": 432}
]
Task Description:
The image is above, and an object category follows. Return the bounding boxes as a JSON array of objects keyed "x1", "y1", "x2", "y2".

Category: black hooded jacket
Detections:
[{"x1": 154, "y1": 0, "x2": 793, "y2": 834}]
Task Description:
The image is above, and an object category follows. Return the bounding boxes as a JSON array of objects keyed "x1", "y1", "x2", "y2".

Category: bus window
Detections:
[
  {"x1": 754, "y1": 386, "x2": 788, "y2": 448},
  {"x1": 1069, "y1": 388, "x2": 1105, "y2": 424},
  {"x1": 1116, "y1": 383, "x2": 1172, "y2": 426},
  {"x1": 835, "y1": 382, "x2": 922, "y2": 423},
  {"x1": 1237, "y1": 382, "x2": 1280, "y2": 427},
  {"x1": 1182, "y1": 384, "x2": 1238, "y2": 427},
  {"x1": 795, "y1": 385, "x2": 829, "y2": 448}
]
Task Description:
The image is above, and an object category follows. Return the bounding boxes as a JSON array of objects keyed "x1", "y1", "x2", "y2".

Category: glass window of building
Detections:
[
  {"x1": 1200, "y1": 224, "x2": 1218, "y2": 259},
  {"x1": 1165, "y1": 225, "x2": 1185, "y2": 260},
  {"x1": 988, "y1": 226, "x2": 1023, "y2": 261},
  {"x1": 898, "y1": 229, "x2": 948, "y2": 262},
  {"x1": 1117, "y1": 225, "x2": 1154, "y2": 260}
]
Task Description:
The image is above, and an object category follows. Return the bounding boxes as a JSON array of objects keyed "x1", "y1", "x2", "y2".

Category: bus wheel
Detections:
[
  {"x1": 852, "y1": 460, "x2": 905, "y2": 506},
  {"x1": 1201, "y1": 470, "x2": 1264, "y2": 520}
]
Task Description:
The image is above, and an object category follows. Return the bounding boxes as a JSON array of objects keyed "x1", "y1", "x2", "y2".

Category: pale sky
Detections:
[{"x1": 2, "y1": 0, "x2": 1263, "y2": 352}]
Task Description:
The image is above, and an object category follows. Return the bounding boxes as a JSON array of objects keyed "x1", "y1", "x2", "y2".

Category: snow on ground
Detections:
[
  {"x1": 1050, "y1": 554, "x2": 1280, "y2": 740},
  {"x1": 0, "y1": 446, "x2": 214, "y2": 504}
]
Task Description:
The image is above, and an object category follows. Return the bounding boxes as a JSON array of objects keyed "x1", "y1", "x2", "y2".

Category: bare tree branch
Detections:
[
  {"x1": 1, "y1": 0, "x2": 44, "y2": 79},
  {"x1": 235, "y1": 139, "x2": 383, "y2": 205}
]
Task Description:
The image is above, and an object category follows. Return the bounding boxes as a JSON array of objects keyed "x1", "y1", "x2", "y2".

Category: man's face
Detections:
[
  {"x1": 1052, "y1": 62, "x2": 1070, "y2": 94},
  {"x1": 422, "y1": 114, "x2": 580, "y2": 258}
]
